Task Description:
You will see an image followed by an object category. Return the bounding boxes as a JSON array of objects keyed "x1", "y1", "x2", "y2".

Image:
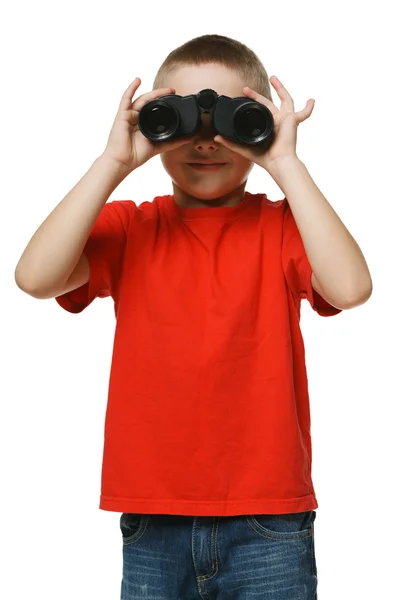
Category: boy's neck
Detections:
[{"x1": 172, "y1": 182, "x2": 247, "y2": 209}]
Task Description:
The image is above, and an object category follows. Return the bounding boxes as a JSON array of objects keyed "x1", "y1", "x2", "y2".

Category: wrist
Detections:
[
  {"x1": 266, "y1": 154, "x2": 302, "y2": 178},
  {"x1": 98, "y1": 152, "x2": 133, "y2": 176}
]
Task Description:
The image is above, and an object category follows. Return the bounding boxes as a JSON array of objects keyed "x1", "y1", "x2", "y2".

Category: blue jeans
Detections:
[{"x1": 120, "y1": 510, "x2": 318, "y2": 599}]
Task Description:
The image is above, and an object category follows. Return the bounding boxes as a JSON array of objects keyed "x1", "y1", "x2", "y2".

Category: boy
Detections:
[{"x1": 15, "y1": 34, "x2": 372, "y2": 599}]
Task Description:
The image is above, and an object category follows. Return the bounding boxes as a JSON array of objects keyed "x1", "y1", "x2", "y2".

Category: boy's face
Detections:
[{"x1": 159, "y1": 63, "x2": 255, "y2": 207}]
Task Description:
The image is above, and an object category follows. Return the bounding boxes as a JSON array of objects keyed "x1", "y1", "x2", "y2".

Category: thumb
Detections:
[
  {"x1": 214, "y1": 135, "x2": 255, "y2": 161},
  {"x1": 163, "y1": 136, "x2": 193, "y2": 152}
]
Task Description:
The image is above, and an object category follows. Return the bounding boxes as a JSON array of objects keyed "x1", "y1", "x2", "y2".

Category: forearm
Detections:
[
  {"x1": 15, "y1": 153, "x2": 131, "y2": 295},
  {"x1": 268, "y1": 156, "x2": 372, "y2": 305}
]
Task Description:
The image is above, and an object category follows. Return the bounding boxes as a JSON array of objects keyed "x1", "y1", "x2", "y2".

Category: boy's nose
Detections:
[{"x1": 198, "y1": 113, "x2": 217, "y2": 136}]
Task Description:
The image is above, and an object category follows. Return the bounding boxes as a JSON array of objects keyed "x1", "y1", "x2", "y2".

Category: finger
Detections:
[
  {"x1": 243, "y1": 87, "x2": 279, "y2": 116},
  {"x1": 119, "y1": 78, "x2": 142, "y2": 112},
  {"x1": 296, "y1": 99, "x2": 315, "y2": 123},
  {"x1": 155, "y1": 136, "x2": 193, "y2": 155},
  {"x1": 270, "y1": 76, "x2": 294, "y2": 110},
  {"x1": 213, "y1": 135, "x2": 256, "y2": 161},
  {"x1": 132, "y1": 86, "x2": 176, "y2": 113}
]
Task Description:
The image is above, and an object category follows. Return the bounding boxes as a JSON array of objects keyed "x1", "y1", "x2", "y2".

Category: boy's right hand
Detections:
[{"x1": 102, "y1": 78, "x2": 192, "y2": 172}]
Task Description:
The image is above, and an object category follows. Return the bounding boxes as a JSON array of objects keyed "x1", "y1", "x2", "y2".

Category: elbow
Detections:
[
  {"x1": 15, "y1": 268, "x2": 44, "y2": 299},
  {"x1": 14, "y1": 267, "x2": 32, "y2": 294},
  {"x1": 342, "y1": 281, "x2": 373, "y2": 310}
]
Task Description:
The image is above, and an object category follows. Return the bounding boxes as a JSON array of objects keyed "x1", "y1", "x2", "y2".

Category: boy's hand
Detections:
[
  {"x1": 213, "y1": 76, "x2": 315, "y2": 173},
  {"x1": 102, "y1": 78, "x2": 192, "y2": 173}
]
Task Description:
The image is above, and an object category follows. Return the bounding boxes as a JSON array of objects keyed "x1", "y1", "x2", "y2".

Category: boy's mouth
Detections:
[{"x1": 187, "y1": 163, "x2": 227, "y2": 171}]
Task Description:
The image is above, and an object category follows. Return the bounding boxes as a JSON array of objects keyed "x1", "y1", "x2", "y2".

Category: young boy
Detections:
[{"x1": 15, "y1": 34, "x2": 372, "y2": 600}]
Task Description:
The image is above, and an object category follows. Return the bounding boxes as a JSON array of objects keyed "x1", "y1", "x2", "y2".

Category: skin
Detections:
[{"x1": 159, "y1": 63, "x2": 255, "y2": 209}]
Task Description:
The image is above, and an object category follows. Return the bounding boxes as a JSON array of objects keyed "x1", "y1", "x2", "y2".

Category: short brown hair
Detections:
[{"x1": 152, "y1": 34, "x2": 272, "y2": 102}]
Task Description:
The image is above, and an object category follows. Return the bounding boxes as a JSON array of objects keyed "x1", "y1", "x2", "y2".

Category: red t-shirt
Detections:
[{"x1": 55, "y1": 192, "x2": 342, "y2": 516}]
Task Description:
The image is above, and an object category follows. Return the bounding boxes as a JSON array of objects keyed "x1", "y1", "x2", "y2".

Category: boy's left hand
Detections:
[{"x1": 214, "y1": 76, "x2": 315, "y2": 173}]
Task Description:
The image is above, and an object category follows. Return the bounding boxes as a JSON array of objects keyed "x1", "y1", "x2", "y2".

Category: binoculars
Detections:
[{"x1": 138, "y1": 88, "x2": 275, "y2": 148}]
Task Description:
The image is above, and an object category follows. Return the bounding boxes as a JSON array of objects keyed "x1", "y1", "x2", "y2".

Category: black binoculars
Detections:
[{"x1": 138, "y1": 88, "x2": 275, "y2": 148}]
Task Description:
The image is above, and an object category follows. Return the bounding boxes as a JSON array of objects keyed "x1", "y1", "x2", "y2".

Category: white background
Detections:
[{"x1": 2, "y1": 1, "x2": 398, "y2": 598}]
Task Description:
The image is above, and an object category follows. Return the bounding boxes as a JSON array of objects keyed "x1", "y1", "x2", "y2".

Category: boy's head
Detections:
[{"x1": 152, "y1": 35, "x2": 272, "y2": 208}]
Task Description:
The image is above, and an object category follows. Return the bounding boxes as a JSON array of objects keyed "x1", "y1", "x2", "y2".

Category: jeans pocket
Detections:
[
  {"x1": 120, "y1": 513, "x2": 149, "y2": 546},
  {"x1": 246, "y1": 510, "x2": 316, "y2": 541},
  {"x1": 310, "y1": 516, "x2": 318, "y2": 577}
]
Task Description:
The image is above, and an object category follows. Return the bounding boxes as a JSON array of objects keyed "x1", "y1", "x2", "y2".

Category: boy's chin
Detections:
[{"x1": 177, "y1": 180, "x2": 237, "y2": 200}]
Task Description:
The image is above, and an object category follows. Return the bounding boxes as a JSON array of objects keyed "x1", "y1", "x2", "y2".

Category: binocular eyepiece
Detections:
[{"x1": 138, "y1": 88, "x2": 275, "y2": 148}]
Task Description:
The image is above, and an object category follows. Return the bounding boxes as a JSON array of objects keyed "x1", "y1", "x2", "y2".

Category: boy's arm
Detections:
[
  {"x1": 15, "y1": 153, "x2": 131, "y2": 299},
  {"x1": 57, "y1": 251, "x2": 90, "y2": 298},
  {"x1": 271, "y1": 156, "x2": 373, "y2": 309}
]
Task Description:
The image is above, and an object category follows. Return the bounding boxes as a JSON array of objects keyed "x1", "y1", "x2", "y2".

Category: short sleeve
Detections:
[
  {"x1": 55, "y1": 200, "x2": 133, "y2": 314},
  {"x1": 281, "y1": 200, "x2": 342, "y2": 317}
]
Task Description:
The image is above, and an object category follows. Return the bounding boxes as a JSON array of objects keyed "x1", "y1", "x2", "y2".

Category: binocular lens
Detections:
[
  {"x1": 144, "y1": 105, "x2": 177, "y2": 137},
  {"x1": 234, "y1": 107, "x2": 267, "y2": 141}
]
